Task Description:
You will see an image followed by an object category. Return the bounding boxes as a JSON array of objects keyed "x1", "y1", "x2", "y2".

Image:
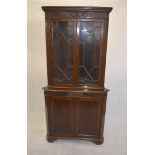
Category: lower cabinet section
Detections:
[{"x1": 44, "y1": 92, "x2": 107, "y2": 144}]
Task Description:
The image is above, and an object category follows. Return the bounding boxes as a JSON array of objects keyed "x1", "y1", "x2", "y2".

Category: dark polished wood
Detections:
[{"x1": 42, "y1": 6, "x2": 112, "y2": 145}]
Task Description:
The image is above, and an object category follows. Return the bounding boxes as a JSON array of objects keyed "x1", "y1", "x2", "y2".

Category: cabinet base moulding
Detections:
[{"x1": 46, "y1": 135, "x2": 104, "y2": 145}]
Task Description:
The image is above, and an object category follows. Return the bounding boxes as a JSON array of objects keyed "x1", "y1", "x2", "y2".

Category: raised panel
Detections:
[
  {"x1": 52, "y1": 97, "x2": 73, "y2": 135},
  {"x1": 77, "y1": 98, "x2": 100, "y2": 136}
]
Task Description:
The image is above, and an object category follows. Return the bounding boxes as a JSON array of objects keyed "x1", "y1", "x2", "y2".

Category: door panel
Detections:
[
  {"x1": 52, "y1": 20, "x2": 74, "y2": 84},
  {"x1": 46, "y1": 96, "x2": 74, "y2": 135},
  {"x1": 77, "y1": 20, "x2": 102, "y2": 84},
  {"x1": 77, "y1": 98, "x2": 101, "y2": 136}
]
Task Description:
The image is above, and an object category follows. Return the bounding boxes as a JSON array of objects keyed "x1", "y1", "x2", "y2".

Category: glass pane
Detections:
[
  {"x1": 52, "y1": 21, "x2": 74, "y2": 84},
  {"x1": 79, "y1": 21, "x2": 101, "y2": 84}
]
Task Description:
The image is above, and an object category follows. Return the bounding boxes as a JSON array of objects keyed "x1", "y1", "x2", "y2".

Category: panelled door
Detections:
[
  {"x1": 76, "y1": 97, "x2": 104, "y2": 138},
  {"x1": 45, "y1": 96, "x2": 75, "y2": 136}
]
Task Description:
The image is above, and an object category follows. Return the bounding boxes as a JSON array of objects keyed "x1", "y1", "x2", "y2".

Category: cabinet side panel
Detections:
[
  {"x1": 45, "y1": 18, "x2": 53, "y2": 85},
  {"x1": 99, "y1": 95, "x2": 107, "y2": 137},
  {"x1": 45, "y1": 96, "x2": 53, "y2": 135},
  {"x1": 99, "y1": 18, "x2": 109, "y2": 86}
]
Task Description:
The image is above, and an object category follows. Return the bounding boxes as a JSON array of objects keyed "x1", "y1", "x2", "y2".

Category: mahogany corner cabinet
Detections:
[{"x1": 42, "y1": 6, "x2": 113, "y2": 145}]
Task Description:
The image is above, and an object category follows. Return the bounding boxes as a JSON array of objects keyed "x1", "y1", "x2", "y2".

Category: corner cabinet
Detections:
[{"x1": 42, "y1": 6, "x2": 112, "y2": 145}]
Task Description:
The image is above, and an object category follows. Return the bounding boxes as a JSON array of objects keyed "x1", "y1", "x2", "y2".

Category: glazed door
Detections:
[
  {"x1": 77, "y1": 20, "x2": 103, "y2": 85},
  {"x1": 50, "y1": 19, "x2": 105, "y2": 86},
  {"x1": 51, "y1": 20, "x2": 75, "y2": 84}
]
